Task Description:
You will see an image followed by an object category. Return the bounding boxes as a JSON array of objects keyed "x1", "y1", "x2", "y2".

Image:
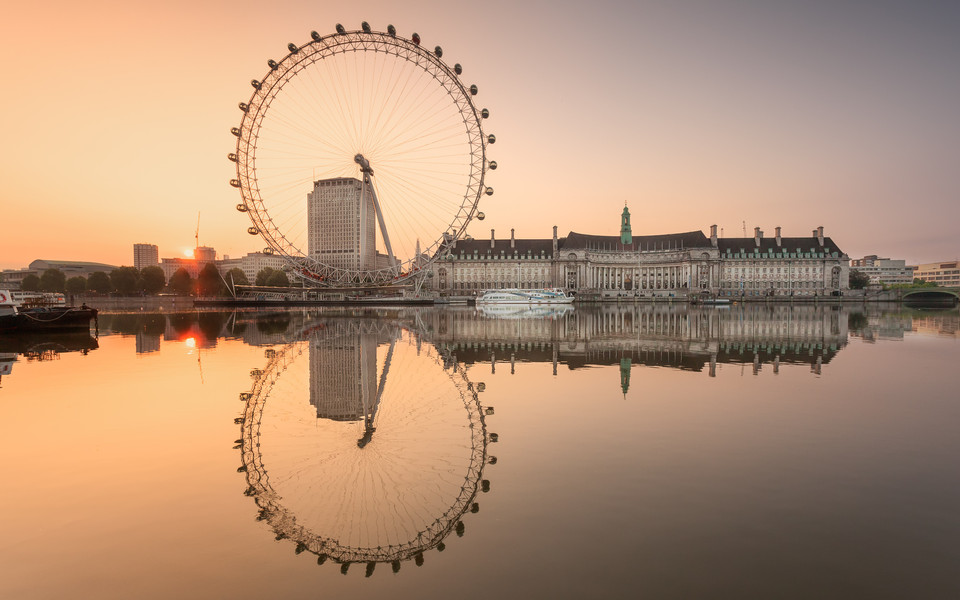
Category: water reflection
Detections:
[
  {"x1": 437, "y1": 304, "x2": 853, "y2": 378},
  {"x1": 0, "y1": 331, "x2": 98, "y2": 384},
  {"x1": 95, "y1": 305, "x2": 960, "y2": 380},
  {"x1": 236, "y1": 315, "x2": 492, "y2": 574}
]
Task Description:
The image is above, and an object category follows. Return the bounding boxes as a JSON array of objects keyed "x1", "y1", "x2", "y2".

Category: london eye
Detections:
[{"x1": 230, "y1": 23, "x2": 495, "y2": 286}]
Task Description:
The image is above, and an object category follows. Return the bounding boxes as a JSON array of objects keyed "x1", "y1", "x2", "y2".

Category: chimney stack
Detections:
[
  {"x1": 552, "y1": 225, "x2": 558, "y2": 256},
  {"x1": 817, "y1": 226, "x2": 824, "y2": 246},
  {"x1": 775, "y1": 226, "x2": 782, "y2": 247},
  {"x1": 754, "y1": 227, "x2": 762, "y2": 246},
  {"x1": 491, "y1": 228, "x2": 495, "y2": 249},
  {"x1": 510, "y1": 228, "x2": 515, "y2": 249},
  {"x1": 710, "y1": 224, "x2": 718, "y2": 247}
]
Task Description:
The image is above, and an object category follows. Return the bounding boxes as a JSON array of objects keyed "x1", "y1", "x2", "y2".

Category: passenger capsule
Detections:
[
  {"x1": 263, "y1": 247, "x2": 273, "y2": 255},
  {"x1": 228, "y1": 153, "x2": 238, "y2": 162},
  {"x1": 311, "y1": 30, "x2": 321, "y2": 41},
  {"x1": 488, "y1": 160, "x2": 497, "y2": 170},
  {"x1": 336, "y1": 24, "x2": 345, "y2": 34},
  {"x1": 434, "y1": 46, "x2": 442, "y2": 58},
  {"x1": 247, "y1": 227, "x2": 259, "y2": 235},
  {"x1": 267, "y1": 59, "x2": 278, "y2": 70},
  {"x1": 412, "y1": 32, "x2": 420, "y2": 45},
  {"x1": 469, "y1": 84, "x2": 478, "y2": 95},
  {"x1": 485, "y1": 187, "x2": 494, "y2": 196},
  {"x1": 236, "y1": 203, "x2": 248, "y2": 212},
  {"x1": 477, "y1": 211, "x2": 485, "y2": 220},
  {"x1": 487, "y1": 134, "x2": 496, "y2": 144},
  {"x1": 387, "y1": 24, "x2": 396, "y2": 36},
  {"x1": 231, "y1": 127, "x2": 241, "y2": 137},
  {"x1": 481, "y1": 108, "x2": 489, "y2": 118},
  {"x1": 361, "y1": 21, "x2": 371, "y2": 33},
  {"x1": 287, "y1": 43, "x2": 298, "y2": 53},
  {"x1": 230, "y1": 179, "x2": 240, "y2": 188},
  {"x1": 251, "y1": 79, "x2": 261, "y2": 89},
  {"x1": 238, "y1": 102, "x2": 248, "y2": 112},
  {"x1": 454, "y1": 63, "x2": 462, "y2": 75}
]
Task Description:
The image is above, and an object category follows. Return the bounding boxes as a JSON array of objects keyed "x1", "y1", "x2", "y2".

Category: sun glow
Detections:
[{"x1": 183, "y1": 248, "x2": 194, "y2": 258}]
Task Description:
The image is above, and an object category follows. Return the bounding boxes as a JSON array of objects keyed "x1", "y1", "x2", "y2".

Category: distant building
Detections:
[
  {"x1": 2, "y1": 259, "x2": 119, "y2": 290},
  {"x1": 194, "y1": 246, "x2": 216, "y2": 263},
  {"x1": 217, "y1": 252, "x2": 287, "y2": 283},
  {"x1": 133, "y1": 244, "x2": 159, "y2": 271},
  {"x1": 158, "y1": 246, "x2": 218, "y2": 281},
  {"x1": 160, "y1": 257, "x2": 199, "y2": 280},
  {"x1": 912, "y1": 261, "x2": 960, "y2": 287},
  {"x1": 308, "y1": 177, "x2": 376, "y2": 272},
  {"x1": 2, "y1": 260, "x2": 119, "y2": 289},
  {"x1": 849, "y1": 255, "x2": 913, "y2": 285},
  {"x1": 30, "y1": 259, "x2": 119, "y2": 277}
]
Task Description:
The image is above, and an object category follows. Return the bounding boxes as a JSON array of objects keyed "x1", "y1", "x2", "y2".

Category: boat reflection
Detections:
[
  {"x1": 0, "y1": 331, "x2": 98, "y2": 385},
  {"x1": 475, "y1": 304, "x2": 574, "y2": 319},
  {"x1": 235, "y1": 315, "x2": 493, "y2": 574}
]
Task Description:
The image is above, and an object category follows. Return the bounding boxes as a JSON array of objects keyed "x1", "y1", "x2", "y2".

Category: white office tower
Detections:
[{"x1": 307, "y1": 177, "x2": 376, "y2": 271}]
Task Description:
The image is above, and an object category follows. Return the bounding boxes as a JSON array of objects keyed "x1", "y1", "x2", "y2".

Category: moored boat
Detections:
[
  {"x1": 475, "y1": 288, "x2": 574, "y2": 305},
  {"x1": 0, "y1": 290, "x2": 98, "y2": 333}
]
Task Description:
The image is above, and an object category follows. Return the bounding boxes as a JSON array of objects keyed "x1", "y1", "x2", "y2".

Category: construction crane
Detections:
[{"x1": 195, "y1": 212, "x2": 200, "y2": 251}]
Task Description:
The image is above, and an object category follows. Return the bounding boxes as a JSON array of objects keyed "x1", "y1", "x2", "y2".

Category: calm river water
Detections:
[{"x1": 1, "y1": 303, "x2": 958, "y2": 599}]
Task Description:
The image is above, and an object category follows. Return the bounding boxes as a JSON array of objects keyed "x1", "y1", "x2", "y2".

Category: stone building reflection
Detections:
[{"x1": 427, "y1": 304, "x2": 853, "y2": 379}]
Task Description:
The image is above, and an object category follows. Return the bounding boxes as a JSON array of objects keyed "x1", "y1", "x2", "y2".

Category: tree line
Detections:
[
  {"x1": 15, "y1": 265, "x2": 291, "y2": 296},
  {"x1": 848, "y1": 268, "x2": 940, "y2": 290}
]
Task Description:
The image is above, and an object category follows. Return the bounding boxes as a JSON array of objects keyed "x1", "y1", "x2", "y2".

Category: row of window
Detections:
[
  {"x1": 724, "y1": 250, "x2": 837, "y2": 259},
  {"x1": 451, "y1": 253, "x2": 549, "y2": 261}
]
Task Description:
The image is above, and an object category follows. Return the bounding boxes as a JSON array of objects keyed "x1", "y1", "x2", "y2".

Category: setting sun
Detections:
[{"x1": 183, "y1": 248, "x2": 194, "y2": 258}]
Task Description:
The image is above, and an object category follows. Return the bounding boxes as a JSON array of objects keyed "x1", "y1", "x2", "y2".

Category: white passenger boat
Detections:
[{"x1": 475, "y1": 288, "x2": 574, "y2": 305}]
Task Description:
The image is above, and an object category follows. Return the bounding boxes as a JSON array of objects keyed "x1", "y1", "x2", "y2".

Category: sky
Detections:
[{"x1": 2, "y1": 0, "x2": 958, "y2": 269}]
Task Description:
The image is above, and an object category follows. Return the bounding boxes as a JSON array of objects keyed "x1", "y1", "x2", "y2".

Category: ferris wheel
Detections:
[{"x1": 229, "y1": 23, "x2": 495, "y2": 286}]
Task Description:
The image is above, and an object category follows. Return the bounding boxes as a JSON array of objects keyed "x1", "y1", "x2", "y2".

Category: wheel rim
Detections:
[{"x1": 234, "y1": 28, "x2": 490, "y2": 286}]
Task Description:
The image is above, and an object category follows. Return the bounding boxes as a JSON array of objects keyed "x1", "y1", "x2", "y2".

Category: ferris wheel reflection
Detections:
[{"x1": 236, "y1": 316, "x2": 494, "y2": 574}]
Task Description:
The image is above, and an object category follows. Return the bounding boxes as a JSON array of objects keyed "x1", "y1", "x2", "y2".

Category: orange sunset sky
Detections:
[{"x1": 2, "y1": 0, "x2": 958, "y2": 269}]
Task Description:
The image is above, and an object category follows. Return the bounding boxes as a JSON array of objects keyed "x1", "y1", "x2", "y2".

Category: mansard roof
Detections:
[
  {"x1": 449, "y1": 238, "x2": 555, "y2": 256},
  {"x1": 717, "y1": 237, "x2": 845, "y2": 255},
  {"x1": 560, "y1": 230, "x2": 710, "y2": 251}
]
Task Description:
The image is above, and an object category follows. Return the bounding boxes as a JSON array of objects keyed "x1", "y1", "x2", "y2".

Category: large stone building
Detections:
[{"x1": 429, "y1": 207, "x2": 849, "y2": 297}]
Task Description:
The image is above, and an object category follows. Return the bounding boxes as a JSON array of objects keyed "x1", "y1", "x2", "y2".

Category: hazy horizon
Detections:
[{"x1": 3, "y1": 0, "x2": 958, "y2": 269}]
